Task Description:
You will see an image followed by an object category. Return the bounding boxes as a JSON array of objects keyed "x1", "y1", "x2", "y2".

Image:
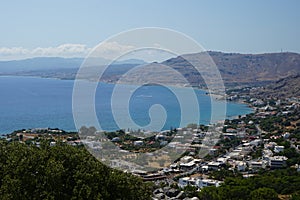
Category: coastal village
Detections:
[{"x1": 4, "y1": 91, "x2": 300, "y2": 200}]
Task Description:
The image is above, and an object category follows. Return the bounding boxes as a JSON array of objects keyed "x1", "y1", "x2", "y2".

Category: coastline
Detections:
[{"x1": 0, "y1": 75, "x2": 253, "y2": 134}]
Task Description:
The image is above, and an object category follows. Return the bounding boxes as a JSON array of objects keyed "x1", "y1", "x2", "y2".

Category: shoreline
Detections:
[{"x1": 0, "y1": 75, "x2": 254, "y2": 134}]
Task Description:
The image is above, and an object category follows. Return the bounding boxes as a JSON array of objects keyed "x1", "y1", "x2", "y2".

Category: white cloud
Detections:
[
  {"x1": 0, "y1": 42, "x2": 135, "y2": 61},
  {"x1": 91, "y1": 41, "x2": 135, "y2": 60},
  {"x1": 0, "y1": 42, "x2": 173, "y2": 62},
  {"x1": 0, "y1": 44, "x2": 92, "y2": 60},
  {"x1": 31, "y1": 44, "x2": 92, "y2": 57},
  {"x1": 0, "y1": 47, "x2": 30, "y2": 56},
  {"x1": 89, "y1": 42, "x2": 173, "y2": 62}
]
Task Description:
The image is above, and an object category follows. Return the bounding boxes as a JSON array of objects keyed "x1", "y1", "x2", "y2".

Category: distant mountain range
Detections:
[
  {"x1": 0, "y1": 57, "x2": 146, "y2": 80},
  {"x1": 0, "y1": 52, "x2": 299, "y2": 89},
  {"x1": 0, "y1": 57, "x2": 83, "y2": 73},
  {"x1": 162, "y1": 51, "x2": 300, "y2": 87},
  {"x1": 0, "y1": 57, "x2": 146, "y2": 73}
]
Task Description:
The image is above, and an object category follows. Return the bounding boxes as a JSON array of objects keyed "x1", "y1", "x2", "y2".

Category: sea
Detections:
[{"x1": 0, "y1": 76, "x2": 253, "y2": 134}]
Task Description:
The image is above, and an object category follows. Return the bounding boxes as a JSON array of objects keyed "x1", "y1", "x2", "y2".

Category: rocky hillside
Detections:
[
  {"x1": 1, "y1": 52, "x2": 299, "y2": 89},
  {"x1": 162, "y1": 51, "x2": 300, "y2": 87},
  {"x1": 252, "y1": 74, "x2": 300, "y2": 98}
]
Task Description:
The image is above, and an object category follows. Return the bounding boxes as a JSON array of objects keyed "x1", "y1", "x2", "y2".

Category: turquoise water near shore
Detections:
[{"x1": 0, "y1": 76, "x2": 252, "y2": 134}]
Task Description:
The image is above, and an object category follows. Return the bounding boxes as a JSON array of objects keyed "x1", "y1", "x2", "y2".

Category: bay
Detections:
[{"x1": 0, "y1": 76, "x2": 252, "y2": 134}]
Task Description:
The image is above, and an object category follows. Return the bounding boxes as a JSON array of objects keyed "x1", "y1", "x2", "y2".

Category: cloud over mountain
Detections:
[
  {"x1": 0, "y1": 42, "x2": 136, "y2": 60},
  {"x1": 0, "y1": 44, "x2": 90, "y2": 60}
]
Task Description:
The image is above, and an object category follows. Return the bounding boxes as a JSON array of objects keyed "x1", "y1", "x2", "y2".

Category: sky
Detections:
[{"x1": 0, "y1": 0, "x2": 300, "y2": 60}]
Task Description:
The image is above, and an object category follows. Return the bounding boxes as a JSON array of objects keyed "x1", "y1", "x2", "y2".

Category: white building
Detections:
[
  {"x1": 133, "y1": 140, "x2": 143, "y2": 146},
  {"x1": 274, "y1": 145, "x2": 284, "y2": 153},
  {"x1": 199, "y1": 179, "x2": 222, "y2": 188},
  {"x1": 249, "y1": 161, "x2": 267, "y2": 169},
  {"x1": 179, "y1": 161, "x2": 196, "y2": 171},
  {"x1": 178, "y1": 177, "x2": 198, "y2": 188},
  {"x1": 180, "y1": 156, "x2": 194, "y2": 163},
  {"x1": 217, "y1": 157, "x2": 229, "y2": 164},
  {"x1": 250, "y1": 139, "x2": 262, "y2": 147},
  {"x1": 236, "y1": 161, "x2": 247, "y2": 172},
  {"x1": 178, "y1": 177, "x2": 222, "y2": 189},
  {"x1": 269, "y1": 156, "x2": 288, "y2": 169},
  {"x1": 208, "y1": 161, "x2": 225, "y2": 170}
]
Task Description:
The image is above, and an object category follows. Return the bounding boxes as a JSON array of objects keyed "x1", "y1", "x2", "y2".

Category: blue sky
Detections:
[{"x1": 0, "y1": 0, "x2": 299, "y2": 59}]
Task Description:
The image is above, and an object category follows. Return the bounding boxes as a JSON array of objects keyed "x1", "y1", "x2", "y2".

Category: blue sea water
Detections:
[{"x1": 0, "y1": 76, "x2": 252, "y2": 134}]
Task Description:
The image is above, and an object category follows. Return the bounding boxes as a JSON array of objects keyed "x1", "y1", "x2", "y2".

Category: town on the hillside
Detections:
[{"x1": 4, "y1": 93, "x2": 300, "y2": 199}]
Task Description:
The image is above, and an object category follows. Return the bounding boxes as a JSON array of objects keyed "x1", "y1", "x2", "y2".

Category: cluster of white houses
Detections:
[{"x1": 178, "y1": 177, "x2": 222, "y2": 189}]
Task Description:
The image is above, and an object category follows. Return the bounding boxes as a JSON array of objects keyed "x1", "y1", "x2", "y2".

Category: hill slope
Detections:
[
  {"x1": 252, "y1": 74, "x2": 300, "y2": 98},
  {"x1": 162, "y1": 51, "x2": 300, "y2": 87},
  {"x1": 1, "y1": 52, "x2": 299, "y2": 88}
]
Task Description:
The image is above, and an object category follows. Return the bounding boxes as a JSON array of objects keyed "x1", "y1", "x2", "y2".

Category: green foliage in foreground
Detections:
[
  {"x1": 198, "y1": 169, "x2": 300, "y2": 200},
  {"x1": 0, "y1": 141, "x2": 152, "y2": 200}
]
